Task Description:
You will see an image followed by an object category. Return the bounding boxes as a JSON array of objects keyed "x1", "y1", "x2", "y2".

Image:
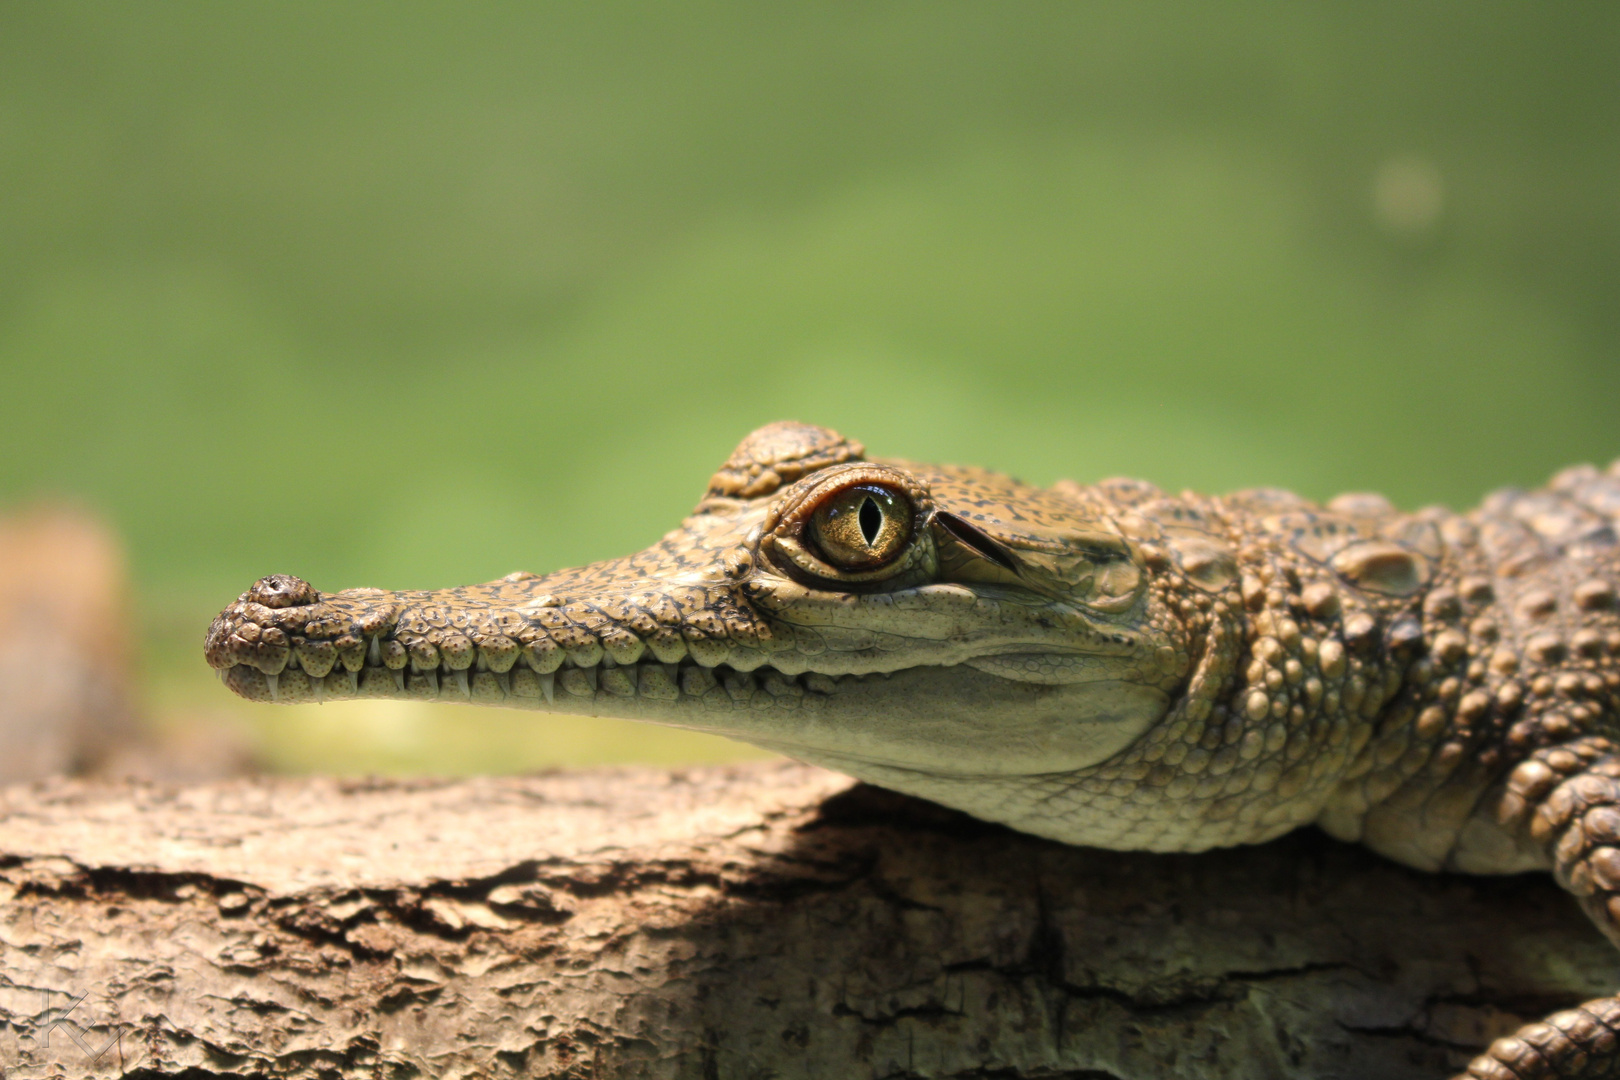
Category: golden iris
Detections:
[{"x1": 810, "y1": 484, "x2": 912, "y2": 570}]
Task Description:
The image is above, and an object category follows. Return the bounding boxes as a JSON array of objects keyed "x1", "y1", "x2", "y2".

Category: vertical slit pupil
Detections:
[{"x1": 858, "y1": 496, "x2": 883, "y2": 546}]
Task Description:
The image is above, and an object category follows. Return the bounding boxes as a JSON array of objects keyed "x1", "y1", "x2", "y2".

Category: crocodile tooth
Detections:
[
  {"x1": 311, "y1": 675, "x2": 325, "y2": 701},
  {"x1": 804, "y1": 672, "x2": 837, "y2": 696},
  {"x1": 560, "y1": 668, "x2": 594, "y2": 697},
  {"x1": 601, "y1": 654, "x2": 616, "y2": 668},
  {"x1": 393, "y1": 670, "x2": 406, "y2": 693},
  {"x1": 539, "y1": 671, "x2": 555, "y2": 704},
  {"x1": 368, "y1": 636, "x2": 381, "y2": 667},
  {"x1": 343, "y1": 670, "x2": 358, "y2": 695},
  {"x1": 217, "y1": 667, "x2": 227, "y2": 684},
  {"x1": 266, "y1": 672, "x2": 280, "y2": 701},
  {"x1": 454, "y1": 669, "x2": 470, "y2": 698},
  {"x1": 496, "y1": 671, "x2": 511, "y2": 698},
  {"x1": 584, "y1": 666, "x2": 598, "y2": 692},
  {"x1": 723, "y1": 671, "x2": 755, "y2": 703}
]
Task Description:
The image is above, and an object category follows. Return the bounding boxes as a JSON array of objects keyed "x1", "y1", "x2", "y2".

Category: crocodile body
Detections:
[{"x1": 208, "y1": 422, "x2": 1620, "y2": 1079}]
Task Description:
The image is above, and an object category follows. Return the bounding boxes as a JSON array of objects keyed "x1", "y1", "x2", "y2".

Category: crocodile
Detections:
[{"x1": 207, "y1": 421, "x2": 1620, "y2": 1080}]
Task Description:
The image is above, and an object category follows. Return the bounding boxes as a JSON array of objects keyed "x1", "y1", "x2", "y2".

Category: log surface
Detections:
[{"x1": 0, "y1": 761, "x2": 1612, "y2": 1079}]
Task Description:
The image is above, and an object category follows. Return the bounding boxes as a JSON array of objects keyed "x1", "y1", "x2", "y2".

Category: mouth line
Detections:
[{"x1": 219, "y1": 651, "x2": 866, "y2": 709}]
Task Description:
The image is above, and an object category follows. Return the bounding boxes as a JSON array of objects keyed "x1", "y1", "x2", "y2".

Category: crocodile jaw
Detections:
[{"x1": 208, "y1": 562, "x2": 1175, "y2": 780}]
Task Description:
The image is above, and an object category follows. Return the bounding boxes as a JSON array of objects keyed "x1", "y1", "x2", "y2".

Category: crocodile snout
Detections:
[{"x1": 204, "y1": 575, "x2": 403, "y2": 694}]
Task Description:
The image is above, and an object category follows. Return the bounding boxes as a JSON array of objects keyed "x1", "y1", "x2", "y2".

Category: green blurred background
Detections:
[{"x1": 1, "y1": 4, "x2": 1616, "y2": 775}]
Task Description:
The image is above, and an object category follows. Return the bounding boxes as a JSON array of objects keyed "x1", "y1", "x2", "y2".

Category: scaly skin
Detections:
[{"x1": 207, "y1": 422, "x2": 1620, "y2": 1079}]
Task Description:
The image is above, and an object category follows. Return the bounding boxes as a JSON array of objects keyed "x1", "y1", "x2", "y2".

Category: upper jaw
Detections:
[
  {"x1": 205, "y1": 569, "x2": 1150, "y2": 680},
  {"x1": 204, "y1": 546, "x2": 1167, "y2": 708}
]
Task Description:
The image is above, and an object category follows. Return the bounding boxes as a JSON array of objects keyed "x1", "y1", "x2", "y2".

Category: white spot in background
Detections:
[{"x1": 1373, "y1": 157, "x2": 1445, "y2": 236}]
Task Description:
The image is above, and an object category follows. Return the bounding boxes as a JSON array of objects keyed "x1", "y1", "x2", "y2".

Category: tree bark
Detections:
[{"x1": 0, "y1": 761, "x2": 1611, "y2": 1080}]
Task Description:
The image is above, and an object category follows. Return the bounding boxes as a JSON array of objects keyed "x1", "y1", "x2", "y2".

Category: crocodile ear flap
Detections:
[
  {"x1": 705, "y1": 422, "x2": 866, "y2": 500},
  {"x1": 934, "y1": 511, "x2": 1022, "y2": 575}
]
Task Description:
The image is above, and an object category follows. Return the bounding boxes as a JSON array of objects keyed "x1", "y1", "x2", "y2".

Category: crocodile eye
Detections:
[
  {"x1": 760, "y1": 464, "x2": 932, "y2": 585},
  {"x1": 810, "y1": 484, "x2": 913, "y2": 570}
]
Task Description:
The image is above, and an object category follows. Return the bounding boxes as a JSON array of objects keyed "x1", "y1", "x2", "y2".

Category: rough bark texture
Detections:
[{"x1": 0, "y1": 761, "x2": 1612, "y2": 1080}]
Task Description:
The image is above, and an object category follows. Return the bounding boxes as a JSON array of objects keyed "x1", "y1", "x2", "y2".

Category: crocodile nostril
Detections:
[{"x1": 247, "y1": 574, "x2": 319, "y2": 609}]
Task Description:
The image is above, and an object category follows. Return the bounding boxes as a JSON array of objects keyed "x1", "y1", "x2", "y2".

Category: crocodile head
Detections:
[{"x1": 208, "y1": 422, "x2": 1231, "y2": 835}]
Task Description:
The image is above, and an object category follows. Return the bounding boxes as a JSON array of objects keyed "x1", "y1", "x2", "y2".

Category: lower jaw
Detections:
[{"x1": 221, "y1": 659, "x2": 1165, "y2": 781}]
